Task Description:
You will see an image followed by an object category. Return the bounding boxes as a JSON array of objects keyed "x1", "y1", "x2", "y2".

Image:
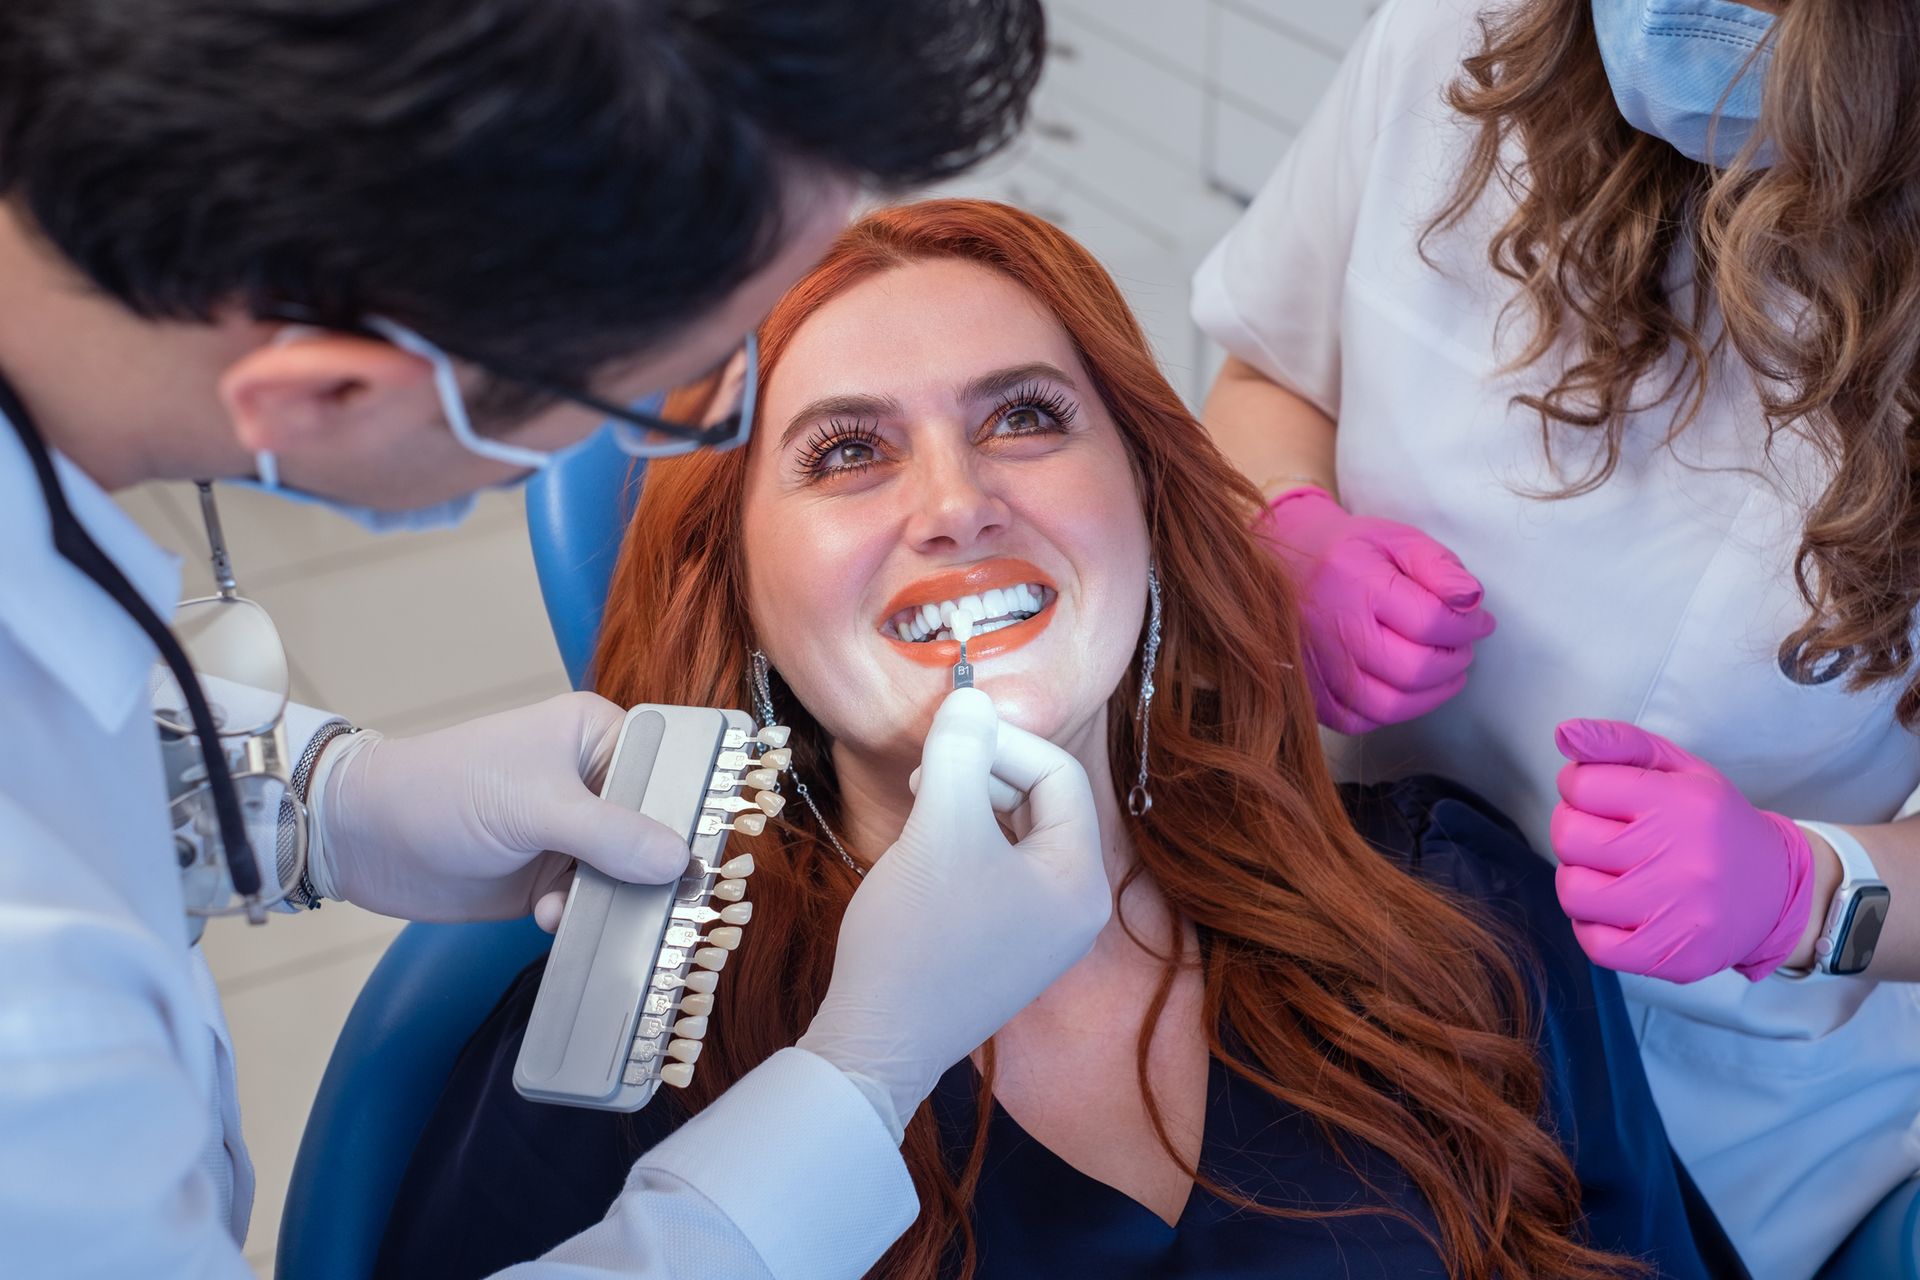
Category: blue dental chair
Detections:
[
  {"x1": 276, "y1": 426, "x2": 1917, "y2": 1279},
  {"x1": 275, "y1": 430, "x2": 640, "y2": 1280}
]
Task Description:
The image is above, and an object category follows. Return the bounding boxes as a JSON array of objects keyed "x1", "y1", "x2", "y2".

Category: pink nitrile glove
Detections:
[
  {"x1": 1550, "y1": 718, "x2": 1817, "y2": 984},
  {"x1": 1254, "y1": 486, "x2": 1496, "y2": 734}
]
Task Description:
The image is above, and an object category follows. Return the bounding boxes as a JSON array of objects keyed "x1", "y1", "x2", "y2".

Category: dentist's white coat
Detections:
[{"x1": 0, "y1": 420, "x2": 915, "y2": 1279}]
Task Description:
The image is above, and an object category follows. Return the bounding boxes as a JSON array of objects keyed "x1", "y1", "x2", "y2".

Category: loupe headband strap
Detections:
[{"x1": 0, "y1": 373, "x2": 264, "y2": 900}]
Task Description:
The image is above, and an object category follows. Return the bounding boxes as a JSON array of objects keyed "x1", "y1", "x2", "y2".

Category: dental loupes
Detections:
[{"x1": 951, "y1": 610, "x2": 975, "y2": 689}]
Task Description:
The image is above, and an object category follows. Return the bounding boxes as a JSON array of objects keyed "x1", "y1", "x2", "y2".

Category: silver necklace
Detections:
[{"x1": 751, "y1": 649, "x2": 864, "y2": 877}]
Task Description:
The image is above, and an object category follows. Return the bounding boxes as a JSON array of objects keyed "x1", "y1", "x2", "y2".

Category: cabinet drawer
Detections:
[
  {"x1": 1209, "y1": 4, "x2": 1342, "y2": 128},
  {"x1": 1049, "y1": 0, "x2": 1207, "y2": 82},
  {"x1": 1027, "y1": 82, "x2": 1198, "y2": 238},
  {"x1": 1219, "y1": 0, "x2": 1378, "y2": 55},
  {"x1": 1044, "y1": 10, "x2": 1206, "y2": 170},
  {"x1": 1207, "y1": 97, "x2": 1295, "y2": 206}
]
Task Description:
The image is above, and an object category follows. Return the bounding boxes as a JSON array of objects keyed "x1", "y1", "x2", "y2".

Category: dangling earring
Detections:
[
  {"x1": 1127, "y1": 562, "x2": 1162, "y2": 818},
  {"x1": 749, "y1": 649, "x2": 864, "y2": 876}
]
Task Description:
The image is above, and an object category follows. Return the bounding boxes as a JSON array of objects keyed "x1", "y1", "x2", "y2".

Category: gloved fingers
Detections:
[
  {"x1": 536, "y1": 798, "x2": 691, "y2": 887},
  {"x1": 1372, "y1": 570, "x2": 1498, "y2": 649},
  {"x1": 569, "y1": 692, "x2": 632, "y2": 790},
  {"x1": 1315, "y1": 689, "x2": 1381, "y2": 736},
  {"x1": 1554, "y1": 863, "x2": 1648, "y2": 930},
  {"x1": 1566, "y1": 918, "x2": 1648, "y2": 974},
  {"x1": 986, "y1": 720, "x2": 1098, "y2": 857},
  {"x1": 904, "y1": 688, "x2": 999, "y2": 826},
  {"x1": 1379, "y1": 530, "x2": 1486, "y2": 610},
  {"x1": 1555, "y1": 759, "x2": 1684, "y2": 823},
  {"x1": 908, "y1": 763, "x2": 1024, "y2": 813},
  {"x1": 1321, "y1": 658, "x2": 1465, "y2": 731},
  {"x1": 1345, "y1": 615, "x2": 1475, "y2": 691},
  {"x1": 1548, "y1": 799, "x2": 1641, "y2": 872},
  {"x1": 1554, "y1": 718, "x2": 1707, "y2": 776},
  {"x1": 534, "y1": 886, "x2": 569, "y2": 932}
]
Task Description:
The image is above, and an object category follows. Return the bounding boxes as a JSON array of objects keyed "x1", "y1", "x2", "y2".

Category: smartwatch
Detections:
[{"x1": 1782, "y1": 820, "x2": 1891, "y2": 978}]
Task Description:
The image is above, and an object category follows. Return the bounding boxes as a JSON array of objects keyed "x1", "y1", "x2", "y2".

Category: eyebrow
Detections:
[{"x1": 777, "y1": 362, "x2": 1080, "y2": 451}]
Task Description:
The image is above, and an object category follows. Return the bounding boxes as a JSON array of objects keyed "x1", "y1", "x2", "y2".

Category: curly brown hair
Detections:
[{"x1": 1429, "y1": 0, "x2": 1920, "y2": 717}]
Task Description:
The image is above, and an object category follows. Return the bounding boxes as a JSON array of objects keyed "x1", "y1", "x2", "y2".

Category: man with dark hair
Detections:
[{"x1": 0, "y1": 3, "x2": 1115, "y2": 1276}]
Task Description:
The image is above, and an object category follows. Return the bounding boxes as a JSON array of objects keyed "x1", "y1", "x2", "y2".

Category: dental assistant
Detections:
[
  {"x1": 1193, "y1": 0, "x2": 1920, "y2": 1275},
  {"x1": 0, "y1": 3, "x2": 1115, "y2": 1278}
]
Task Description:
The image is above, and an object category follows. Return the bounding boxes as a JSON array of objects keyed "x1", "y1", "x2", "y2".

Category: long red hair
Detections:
[{"x1": 592, "y1": 199, "x2": 1630, "y2": 1280}]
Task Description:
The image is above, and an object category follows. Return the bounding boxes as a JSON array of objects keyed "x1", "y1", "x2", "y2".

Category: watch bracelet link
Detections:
[{"x1": 282, "y1": 720, "x2": 358, "y2": 910}]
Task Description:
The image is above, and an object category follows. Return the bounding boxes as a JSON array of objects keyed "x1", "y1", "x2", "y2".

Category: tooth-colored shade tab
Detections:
[
  {"x1": 677, "y1": 991, "x2": 715, "y2": 1016},
  {"x1": 660, "y1": 1062, "x2": 696, "y2": 1088},
  {"x1": 721, "y1": 854, "x2": 755, "y2": 878},
  {"x1": 720, "y1": 901, "x2": 753, "y2": 925},
  {"x1": 731, "y1": 812, "x2": 768, "y2": 837},
  {"x1": 693, "y1": 947, "x2": 729, "y2": 971},
  {"x1": 742, "y1": 767, "x2": 779, "y2": 791},
  {"x1": 755, "y1": 792, "x2": 787, "y2": 817},
  {"x1": 683, "y1": 969, "x2": 720, "y2": 994},
  {"x1": 666, "y1": 1039, "x2": 702, "y2": 1064},
  {"x1": 671, "y1": 1015, "x2": 709, "y2": 1040},
  {"x1": 951, "y1": 611, "x2": 975, "y2": 644},
  {"x1": 705, "y1": 926, "x2": 744, "y2": 950},
  {"x1": 712, "y1": 878, "x2": 747, "y2": 902},
  {"x1": 759, "y1": 747, "x2": 793, "y2": 771},
  {"x1": 757, "y1": 725, "x2": 792, "y2": 748}
]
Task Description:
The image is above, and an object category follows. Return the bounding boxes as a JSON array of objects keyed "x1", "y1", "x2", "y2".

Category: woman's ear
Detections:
[{"x1": 217, "y1": 328, "x2": 439, "y2": 456}]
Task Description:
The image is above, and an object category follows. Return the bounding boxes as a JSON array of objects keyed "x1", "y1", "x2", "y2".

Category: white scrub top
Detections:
[
  {"x1": 0, "y1": 420, "x2": 915, "y2": 1278},
  {"x1": 1192, "y1": 1, "x2": 1920, "y2": 1275}
]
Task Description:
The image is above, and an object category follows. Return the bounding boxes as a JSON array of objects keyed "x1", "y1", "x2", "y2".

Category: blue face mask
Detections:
[
  {"x1": 1591, "y1": 0, "x2": 1777, "y2": 168},
  {"x1": 232, "y1": 317, "x2": 565, "y2": 533},
  {"x1": 235, "y1": 450, "x2": 485, "y2": 533}
]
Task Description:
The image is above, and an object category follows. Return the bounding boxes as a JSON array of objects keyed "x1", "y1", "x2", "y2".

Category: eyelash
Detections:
[
  {"x1": 795, "y1": 418, "x2": 884, "y2": 477},
  {"x1": 794, "y1": 386, "x2": 1079, "y2": 480}
]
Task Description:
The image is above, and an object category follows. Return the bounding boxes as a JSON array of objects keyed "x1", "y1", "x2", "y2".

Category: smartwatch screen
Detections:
[{"x1": 1832, "y1": 886, "x2": 1892, "y2": 975}]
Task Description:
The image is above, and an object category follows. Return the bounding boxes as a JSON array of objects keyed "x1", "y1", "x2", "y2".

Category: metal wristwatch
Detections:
[{"x1": 1780, "y1": 820, "x2": 1891, "y2": 978}]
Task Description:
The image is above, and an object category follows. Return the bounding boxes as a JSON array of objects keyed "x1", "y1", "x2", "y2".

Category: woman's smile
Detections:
[{"x1": 878, "y1": 556, "x2": 1061, "y2": 668}]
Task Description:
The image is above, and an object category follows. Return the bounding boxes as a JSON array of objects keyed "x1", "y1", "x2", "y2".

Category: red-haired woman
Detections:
[
  {"x1": 378, "y1": 200, "x2": 1724, "y2": 1280},
  {"x1": 1193, "y1": 1, "x2": 1919, "y2": 1273}
]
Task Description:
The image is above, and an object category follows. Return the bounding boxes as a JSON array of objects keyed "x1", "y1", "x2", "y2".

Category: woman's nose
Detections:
[{"x1": 901, "y1": 449, "x2": 1010, "y2": 554}]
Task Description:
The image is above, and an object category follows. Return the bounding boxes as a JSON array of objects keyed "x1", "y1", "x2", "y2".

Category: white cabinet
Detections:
[{"x1": 915, "y1": 0, "x2": 1376, "y2": 407}]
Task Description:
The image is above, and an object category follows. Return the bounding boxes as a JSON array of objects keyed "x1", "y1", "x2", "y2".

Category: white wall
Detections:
[{"x1": 922, "y1": 0, "x2": 1381, "y2": 406}]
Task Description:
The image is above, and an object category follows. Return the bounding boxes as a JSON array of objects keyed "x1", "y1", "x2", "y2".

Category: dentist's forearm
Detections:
[{"x1": 1200, "y1": 355, "x2": 1339, "y2": 502}]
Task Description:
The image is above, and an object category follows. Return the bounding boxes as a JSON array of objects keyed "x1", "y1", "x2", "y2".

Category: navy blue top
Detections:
[{"x1": 376, "y1": 777, "x2": 1746, "y2": 1279}]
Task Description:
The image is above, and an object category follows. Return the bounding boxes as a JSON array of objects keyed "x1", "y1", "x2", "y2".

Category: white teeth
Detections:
[{"x1": 890, "y1": 583, "x2": 1053, "y2": 642}]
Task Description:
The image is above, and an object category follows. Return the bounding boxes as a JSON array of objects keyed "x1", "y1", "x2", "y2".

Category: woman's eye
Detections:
[
  {"x1": 822, "y1": 439, "x2": 877, "y2": 469},
  {"x1": 996, "y1": 406, "x2": 1049, "y2": 435},
  {"x1": 986, "y1": 389, "x2": 1077, "y2": 440},
  {"x1": 796, "y1": 422, "x2": 886, "y2": 479}
]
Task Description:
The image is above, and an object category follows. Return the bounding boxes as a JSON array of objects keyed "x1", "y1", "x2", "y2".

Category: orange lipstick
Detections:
[{"x1": 878, "y1": 557, "x2": 1058, "y2": 669}]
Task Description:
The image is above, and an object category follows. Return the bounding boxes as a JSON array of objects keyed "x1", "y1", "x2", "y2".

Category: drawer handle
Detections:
[{"x1": 1032, "y1": 119, "x2": 1079, "y2": 143}]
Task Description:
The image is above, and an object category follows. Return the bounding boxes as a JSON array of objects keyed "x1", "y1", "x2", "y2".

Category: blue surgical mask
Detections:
[
  {"x1": 232, "y1": 317, "x2": 562, "y2": 533},
  {"x1": 1592, "y1": 0, "x2": 1777, "y2": 168},
  {"x1": 236, "y1": 449, "x2": 484, "y2": 533}
]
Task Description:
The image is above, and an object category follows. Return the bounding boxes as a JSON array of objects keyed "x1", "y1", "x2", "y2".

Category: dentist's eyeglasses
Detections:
[
  {"x1": 259, "y1": 304, "x2": 758, "y2": 462},
  {"x1": 152, "y1": 482, "x2": 306, "y2": 932}
]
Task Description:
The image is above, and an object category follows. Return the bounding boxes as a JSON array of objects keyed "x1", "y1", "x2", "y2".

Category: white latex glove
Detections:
[
  {"x1": 795, "y1": 687, "x2": 1111, "y2": 1141},
  {"x1": 308, "y1": 693, "x2": 690, "y2": 925}
]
